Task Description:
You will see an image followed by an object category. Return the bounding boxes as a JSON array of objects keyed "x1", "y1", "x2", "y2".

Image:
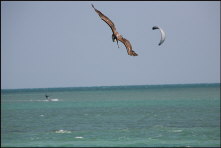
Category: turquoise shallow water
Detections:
[{"x1": 1, "y1": 84, "x2": 220, "y2": 147}]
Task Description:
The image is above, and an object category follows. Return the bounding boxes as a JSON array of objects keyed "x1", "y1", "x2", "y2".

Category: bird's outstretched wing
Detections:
[
  {"x1": 117, "y1": 36, "x2": 138, "y2": 56},
  {"x1": 91, "y1": 4, "x2": 116, "y2": 34}
]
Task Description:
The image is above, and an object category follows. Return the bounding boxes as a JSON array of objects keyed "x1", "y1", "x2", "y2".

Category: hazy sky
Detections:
[{"x1": 1, "y1": 1, "x2": 220, "y2": 89}]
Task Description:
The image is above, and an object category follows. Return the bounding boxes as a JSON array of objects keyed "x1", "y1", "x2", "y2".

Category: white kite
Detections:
[{"x1": 152, "y1": 26, "x2": 166, "y2": 46}]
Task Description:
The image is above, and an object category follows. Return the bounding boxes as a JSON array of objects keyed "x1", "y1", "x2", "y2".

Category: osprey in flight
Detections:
[{"x1": 91, "y1": 4, "x2": 138, "y2": 56}]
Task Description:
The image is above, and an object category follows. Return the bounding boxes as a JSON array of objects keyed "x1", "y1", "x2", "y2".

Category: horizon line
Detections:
[{"x1": 1, "y1": 82, "x2": 220, "y2": 91}]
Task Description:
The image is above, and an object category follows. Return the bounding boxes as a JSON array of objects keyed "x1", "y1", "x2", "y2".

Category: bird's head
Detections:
[{"x1": 112, "y1": 34, "x2": 117, "y2": 42}]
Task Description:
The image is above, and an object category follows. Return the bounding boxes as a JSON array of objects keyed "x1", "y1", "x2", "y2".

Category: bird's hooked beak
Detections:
[
  {"x1": 112, "y1": 34, "x2": 116, "y2": 42},
  {"x1": 112, "y1": 34, "x2": 119, "y2": 48}
]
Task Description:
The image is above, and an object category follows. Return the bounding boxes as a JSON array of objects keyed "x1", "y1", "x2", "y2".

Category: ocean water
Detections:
[{"x1": 1, "y1": 84, "x2": 220, "y2": 147}]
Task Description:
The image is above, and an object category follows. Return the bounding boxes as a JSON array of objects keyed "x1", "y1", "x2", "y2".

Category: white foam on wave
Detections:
[
  {"x1": 148, "y1": 134, "x2": 162, "y2": 139},
  {"x1": 50, "y1": 98, "x2": 59, "y2": 101},
  {"x1": 8, "y1": 99, "x2": 60, "y2": 102},
  {"x1": 11, "y1": 100, "x2": 48, "y2": 102},
  {"x1": 36, "y1": 98, "x2": 60, "y2": 102},
  {"x1": 29, "y1": 99, "x2": 49, "y2": 102},
  {"x1": 75, "y1": 136, "x2": 83, "y2": 139},
  {"x1": 55, "y1": 130, "x2": 71, "y2": 134},
  {"x1": 172, "y1": 129, "x2": 183, "y2": 133}
]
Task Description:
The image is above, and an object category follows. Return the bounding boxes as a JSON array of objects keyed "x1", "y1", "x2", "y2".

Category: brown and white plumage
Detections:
[{"x1": 91, "y1": 4, "x2": 138, "y2": 56}]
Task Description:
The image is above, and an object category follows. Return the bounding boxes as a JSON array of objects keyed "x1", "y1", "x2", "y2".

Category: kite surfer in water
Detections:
[{"x1": 45, "y1": 94, "x2": 50, "y2": 101}]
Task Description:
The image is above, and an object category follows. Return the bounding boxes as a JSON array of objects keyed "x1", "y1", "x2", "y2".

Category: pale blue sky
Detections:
[{"x1": 1, "y1": 1, "x2": 220, "y2": 89}]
